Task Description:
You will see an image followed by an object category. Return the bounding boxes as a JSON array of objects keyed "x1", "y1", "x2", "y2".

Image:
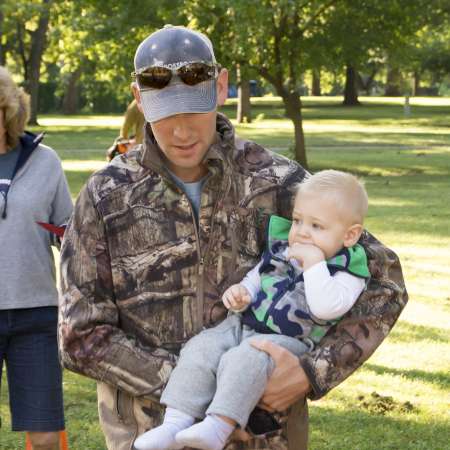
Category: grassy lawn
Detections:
[{"x1": 1, "y1": 97, "x2": 449, "y2": 449}]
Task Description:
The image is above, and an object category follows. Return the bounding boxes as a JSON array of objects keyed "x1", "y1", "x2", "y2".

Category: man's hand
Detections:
[
  {"x1": 230, "y1": 428, "x2": 251, "y2": 442},
  {"x1": 222, "y1": 284, "x2": 251, "y2": 312},
  {"x1": 250, "y1": 340, "x2": 311, "y2": 412},
  {"x1": 288, "y1": 242, "x2": 325, "y2": 271}
]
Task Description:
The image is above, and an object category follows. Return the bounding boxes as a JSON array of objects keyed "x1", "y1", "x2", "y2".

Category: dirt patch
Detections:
[{"x1": 357, "y1": 392, "x2": 416, "y2": 415}]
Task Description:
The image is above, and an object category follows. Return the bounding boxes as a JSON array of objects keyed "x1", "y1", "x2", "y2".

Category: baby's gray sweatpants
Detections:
[{"x1": 160, "y1": 314, "x2": 309, "y2": 428}]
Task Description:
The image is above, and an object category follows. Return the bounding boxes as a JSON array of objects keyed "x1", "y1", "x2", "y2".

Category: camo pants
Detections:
[{"x1": 98, "y1": 381, "x2": 308, "y2": 450}]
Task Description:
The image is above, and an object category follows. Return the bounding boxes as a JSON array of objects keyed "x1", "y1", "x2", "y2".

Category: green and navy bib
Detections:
[{"x1": 242, "y1": 215, "x2": 370, "y2": 344}]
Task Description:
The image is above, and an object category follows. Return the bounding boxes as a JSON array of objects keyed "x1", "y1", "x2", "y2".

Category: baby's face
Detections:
[{"x1": 288, "y1": 191, "x2": 352, "y2": 259}]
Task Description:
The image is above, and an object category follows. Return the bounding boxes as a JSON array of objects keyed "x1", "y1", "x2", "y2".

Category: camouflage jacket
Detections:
[{"x1": 59, "y1": 113, "x2": 407, "y2": 450}]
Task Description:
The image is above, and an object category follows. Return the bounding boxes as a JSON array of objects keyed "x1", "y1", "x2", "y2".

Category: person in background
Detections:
[
  {"x1": 59, "y1": 25, "x2": 407, "y2": 450},
  {"x1": 106, "y1": 98, "x2": 145, "y2": 161},
  {"x1": 120, "y1": 98, "x2": 146, "y2": 145},
  {"x1": 0, "y1": 66, "x2": 73, "y2": 450}
]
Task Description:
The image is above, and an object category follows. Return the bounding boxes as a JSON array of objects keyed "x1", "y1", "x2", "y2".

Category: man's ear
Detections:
[
  {"x1": 216, "y1": 68, "x2": 228, "y2": 106},
  {"x1": 131, "y1": 82, "x2": 144, "y2": 113},
  {"x1": 344, "y1": 224, "x2": 363, "y2": 248}
]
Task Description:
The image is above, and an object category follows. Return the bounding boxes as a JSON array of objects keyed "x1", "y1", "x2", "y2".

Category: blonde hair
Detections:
[
  {"x1": 0, "y1": 66, "x2": 30, "y2": 150},
  {"x1": 298, "y1": 169, "x2": 368, "y2": 224}
]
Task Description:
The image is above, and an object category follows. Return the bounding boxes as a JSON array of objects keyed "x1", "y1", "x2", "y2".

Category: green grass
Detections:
[{"x1": 1, "y1": 96, "x2": 449, "y2": 449}]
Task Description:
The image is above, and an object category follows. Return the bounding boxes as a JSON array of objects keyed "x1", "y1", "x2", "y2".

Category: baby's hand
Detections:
[
  {"x1": 287, "y1": 243, "x2": 325, "y2": 270},
  {"x1": 222, "y1": 284, "x2": 251, "y2": 312}
]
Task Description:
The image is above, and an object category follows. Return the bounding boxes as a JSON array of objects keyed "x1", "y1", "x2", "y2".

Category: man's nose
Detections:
[{"x1": 173, "y1": 115, "x2": 192, "y2": 140}]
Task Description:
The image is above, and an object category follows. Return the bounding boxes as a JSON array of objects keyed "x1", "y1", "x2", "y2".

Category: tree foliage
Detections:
[{"x1": 0, "y1": 0, "x2": 448, "y2": 154}]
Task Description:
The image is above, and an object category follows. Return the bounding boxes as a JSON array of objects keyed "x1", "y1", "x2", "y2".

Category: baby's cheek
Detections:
[{"x1": 288, "y1": 228, "x2": 297, "y2": 245}]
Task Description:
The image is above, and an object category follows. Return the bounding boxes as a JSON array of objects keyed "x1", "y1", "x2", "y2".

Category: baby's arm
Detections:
[
  {"x1": 303, "y1": 262, "x2": 366, "y2": 320},
  {"x1": 222, "y1": 261, "x2": 262, "y2": 312}
]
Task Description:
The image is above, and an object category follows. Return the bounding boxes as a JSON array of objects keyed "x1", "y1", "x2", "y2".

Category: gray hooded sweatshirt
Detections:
[{"x1": 0, "y1": 132, "x2": 73, "y2": 310}]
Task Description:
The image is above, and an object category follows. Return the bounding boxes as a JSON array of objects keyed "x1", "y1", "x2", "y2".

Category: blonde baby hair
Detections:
[{"x1": 298, "y1": 169, "x2": 368, "y2": 225}]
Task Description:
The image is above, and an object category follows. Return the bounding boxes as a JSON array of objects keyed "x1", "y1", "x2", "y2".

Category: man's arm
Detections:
[
  {"x1": 299, "y1": 230, "x2": 408, "y2": 399},
  {"x1": 252, "y1": 231, "x2": 407, "y2": 408},
  {"x1": 59, "y1": 181, "x2": 176, "y2": 398}
]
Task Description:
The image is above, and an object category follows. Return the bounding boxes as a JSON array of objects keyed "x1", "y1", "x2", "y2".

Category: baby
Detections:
[{"x1": 134, "y1": 169, "x2": 370, "y2": 450}]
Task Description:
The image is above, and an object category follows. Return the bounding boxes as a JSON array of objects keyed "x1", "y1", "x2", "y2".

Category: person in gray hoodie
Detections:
[{"x1": 0, "y1": 66, "x2": 73, "y2": 450}]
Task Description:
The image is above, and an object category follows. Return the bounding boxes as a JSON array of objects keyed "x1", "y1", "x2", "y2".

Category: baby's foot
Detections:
[
  {"x1": 133, "y1": 423, "x2": 183, "y2": 450},
  {"x1": 133, "y1": 408, "x2": 195, "y2": 450},
  {"x1": 175, "y1": 415, "x2": 234, "y2": 450}
]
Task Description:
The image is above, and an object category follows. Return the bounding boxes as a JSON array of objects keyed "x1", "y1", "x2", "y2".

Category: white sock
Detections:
[
  {"x1": 175, "y1": 415, "x2": 235, "y2": 450},
  {"x1": 133, "y1": 407, "x2": 195, "y2": 450}
]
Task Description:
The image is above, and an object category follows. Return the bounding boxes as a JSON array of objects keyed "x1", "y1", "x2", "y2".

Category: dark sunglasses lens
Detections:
[
  {"x1": 137, "y1": 67, "x2": 172, "y2": 89},
  {"x1": 179, "y1": 63, "x2": 215, "y2": 86}
]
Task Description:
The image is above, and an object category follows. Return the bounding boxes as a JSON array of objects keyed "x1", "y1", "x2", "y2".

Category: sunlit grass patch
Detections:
[
  {"x1": 62, "y1": 160, "x2": 108, "y2": 172},
  {"x1": 39, "y1": 115, "x2": 123, "y2": 127}
]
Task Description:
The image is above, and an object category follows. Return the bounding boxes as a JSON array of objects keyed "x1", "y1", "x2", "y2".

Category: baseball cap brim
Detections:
[{"x1": 140, "y1": 78, "x2": 217, "y2": 123}]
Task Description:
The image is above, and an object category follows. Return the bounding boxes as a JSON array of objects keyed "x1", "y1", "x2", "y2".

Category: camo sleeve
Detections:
[
  {"x1": 59, "y1": 181, "x2": 176, "y2": 398},
  {"x1": 299, "y1": 231, "x2": 408, "y2": 400}
]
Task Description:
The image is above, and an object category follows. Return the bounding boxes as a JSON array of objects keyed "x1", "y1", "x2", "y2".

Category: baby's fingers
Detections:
[{"x1": 222, "y1": 293, "x2": 233, "y2": 309}]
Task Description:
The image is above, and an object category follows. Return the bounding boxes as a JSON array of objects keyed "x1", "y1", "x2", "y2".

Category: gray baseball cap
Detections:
[{"x1": 134, "y1": 25, "x2": 218, "y2": 123}]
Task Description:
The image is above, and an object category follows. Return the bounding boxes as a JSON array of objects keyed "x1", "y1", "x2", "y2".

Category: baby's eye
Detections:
[
  {"x1": 312, "y1": 223, "x2": 322, "y2": 230},
  {"x1": 293, "y1": 218, "x2": 301, "y2": 225}
]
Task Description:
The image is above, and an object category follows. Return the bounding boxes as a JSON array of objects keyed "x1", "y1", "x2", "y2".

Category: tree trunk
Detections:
[
  {"x1": 25, "y1": 0, "x2": 52, "y2": 125},
  {"x1": 62, "y1": 68, "x2": 82, "y2": 114},
  {"x1": 312, "y1": 69, "x2": 321, "y2": 96},
  {"x1": 385, "y1": 66, "x2": 402, "y2": 96},
  {"x1": 283, "y1": 92, "x2": 308, "y2": 169},
  {"x1": 343, "y1": 64, "x2": 360, "y2": 105},
  {"x1": 413, "y1": 71, "x2": 420, "y2": 96},
  {"x1": 0, "y1": 9, "x2": 5, "y2": 66},
  {"x1": 237, "y1": 65, "x2": 252, "y2": 123}
]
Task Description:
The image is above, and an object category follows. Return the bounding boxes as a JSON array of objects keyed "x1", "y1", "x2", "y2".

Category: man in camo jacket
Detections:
[{"x1": 59, "y1": 25, "x2": 408, "y2": 450}]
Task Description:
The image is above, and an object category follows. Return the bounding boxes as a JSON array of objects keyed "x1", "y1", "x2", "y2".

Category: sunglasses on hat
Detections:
[{"x1": 132, "y1": 62, "x2": 221, "y2": 90}]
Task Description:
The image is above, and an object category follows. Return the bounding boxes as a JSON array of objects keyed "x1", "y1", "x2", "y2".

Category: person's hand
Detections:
[
  {"x1": 250, "y1": 340, "x2": 311, "y2": 412},
  {"x1": 222, "y1": 284, "x2": 251, "y2": 312},
  {"x1": 230, "y1": 427, "x2": 251, "y2": 442},
  {"x1": 288, "y1": 242, "x2": 325, "y2": 270}
]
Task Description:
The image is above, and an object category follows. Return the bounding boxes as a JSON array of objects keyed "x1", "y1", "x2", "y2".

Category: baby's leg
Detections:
[
  {"x1": 176, "y1": 333, "x2": 308, "y2": 450},
  {"x1": 134, "y1": 316, "x2": 241, "y2": 450},
  {"x1": 161, "y1": 315, "x2": 242, "y2": 418},
  {"x1": 206, "y1": 332, "x2": 309, "y2": 429}
]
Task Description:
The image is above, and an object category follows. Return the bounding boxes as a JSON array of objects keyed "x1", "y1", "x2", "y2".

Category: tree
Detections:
[
  {"x1": 0, "y1": 8, "x2": 5, "y2": 66},
  {"x1": 1, "y1": 0, "x2": 53, "y2": 124},
  {"x1": 237, "y1": 64, "x2": 252, "y2": 123},
  {"x1": 399, "y1": 3, "x2": 450, "y2": 94},
  {"x1": 343, "y1": 65, "x2": 360, "y2": 105},
  {"x1": 322, "y1": 0, "x2": 438, "y2": 104},
  {"x1": 186, "y1": 0, "x2": 441, "y2": 164},
  {"x1": 48, "y1": 0, "x2": 184, "y2": 112},
  {"x1": 187, "y1": 0, "x2": 344, "y2": 169},
  {"x1": 311, "y1": 69, "x2": 321, "y2": 96},
  {"x1": 185, "y1": 2, "x2": 253, "y2": 123},
  {"x1": 384, "y1": 66, "x2": 403, "y2": 96}
]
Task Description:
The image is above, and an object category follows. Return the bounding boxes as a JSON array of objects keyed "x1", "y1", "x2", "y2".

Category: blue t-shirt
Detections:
[{"x1": 169, "y1": 171, "x2": 207, "y2": 219}]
